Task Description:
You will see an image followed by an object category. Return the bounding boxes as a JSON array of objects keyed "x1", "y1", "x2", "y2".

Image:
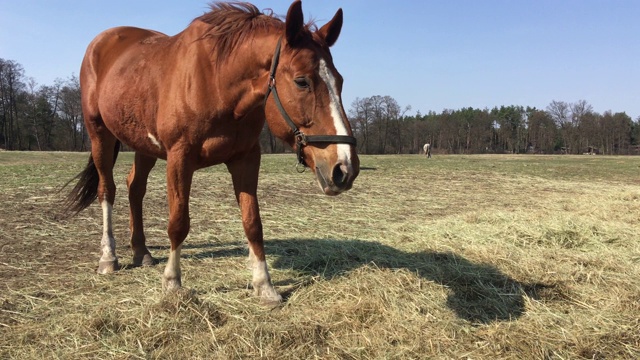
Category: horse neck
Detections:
[
  {"x1": 177, "y1": 22, "x2": 279, "y2": 119},
  {"x1": 226, "y1": 32, "x2": 280, "y2": 118}
]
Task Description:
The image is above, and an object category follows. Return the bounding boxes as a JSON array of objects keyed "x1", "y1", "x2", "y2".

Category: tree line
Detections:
[
  {"x1": 2, "y1": 58, "x2": 638, "y2": 155},
  {"x1": 344, "y1": 96, "x2": 640, "y2": 155},
  {"x1": 0, "y1": 59, "x2": 88, "y2": 151}
]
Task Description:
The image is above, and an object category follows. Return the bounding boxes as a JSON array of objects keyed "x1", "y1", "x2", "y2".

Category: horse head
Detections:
[{"x1": 264, "y1": 1, "x2": 360, "y2": 196}]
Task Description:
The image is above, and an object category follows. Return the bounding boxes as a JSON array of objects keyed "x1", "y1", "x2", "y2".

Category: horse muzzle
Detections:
[{"x1": 315, "y1": 158, "x2": 359, "y2": 196}]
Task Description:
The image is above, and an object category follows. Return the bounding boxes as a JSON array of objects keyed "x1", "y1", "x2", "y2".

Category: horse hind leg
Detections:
[
  {"x1": 64, "y1": 137, "x2": 119, "y2": 274},
  {"x1": 127, "y1": 152, "x2": 158, "y2": 266},
  {"x1": 93, "y1": 136, "x2": 121, "y2": 274}
]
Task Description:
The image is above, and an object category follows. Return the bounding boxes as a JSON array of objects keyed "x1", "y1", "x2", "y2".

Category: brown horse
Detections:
[{"x1": 64, "y1": 1, "x2": 359, "y2": 304}]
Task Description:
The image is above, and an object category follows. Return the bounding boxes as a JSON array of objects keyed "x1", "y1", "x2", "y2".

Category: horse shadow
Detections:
[
  {"x1": 265, "y1": 238, "x2": 547, "y2": 324},
  {"x1": 146, "y1": 242, "x2": 242, "y2": 263},
  {"x1": 150, "y1": 238, "x2": 549, "y2": 324}
]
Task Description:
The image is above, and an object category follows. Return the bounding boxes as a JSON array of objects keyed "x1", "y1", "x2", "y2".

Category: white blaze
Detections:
[{"x1": 319, "y1": 58, "x2": 352, "y2": 165}]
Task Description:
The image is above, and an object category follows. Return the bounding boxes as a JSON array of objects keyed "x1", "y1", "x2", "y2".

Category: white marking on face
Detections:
[
  {"x1": 100, "y1": 200, "x2": 116, "y2": 262},
  {"x1": 318, "y1": 58, "x2": 352, "y2": 166},
  {"x1": 147, "y1": 133, "x2": 162, "y2": 150}
]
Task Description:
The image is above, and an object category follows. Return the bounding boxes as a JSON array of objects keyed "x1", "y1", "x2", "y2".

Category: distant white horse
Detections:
[{"x1": 423, "y1": 143, "x2": 431, "y2": 158}]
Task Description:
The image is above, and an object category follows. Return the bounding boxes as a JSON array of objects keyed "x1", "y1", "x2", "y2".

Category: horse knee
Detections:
[{"x1": 167, "y1": 215, "x2": 190, "y2": 247}]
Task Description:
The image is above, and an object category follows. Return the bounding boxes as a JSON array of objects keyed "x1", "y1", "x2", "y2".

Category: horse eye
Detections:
[{"x1": 294, "y1": 77, "x2": 310, "y2": 89}]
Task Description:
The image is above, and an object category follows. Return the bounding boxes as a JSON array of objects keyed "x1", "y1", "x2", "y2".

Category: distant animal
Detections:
[
  {"x1": 63, "y1": 1, "x2": 359, "y2": 304},
  {"x1": 423, "y1": 143, "x2": 431, "y2": 158}
]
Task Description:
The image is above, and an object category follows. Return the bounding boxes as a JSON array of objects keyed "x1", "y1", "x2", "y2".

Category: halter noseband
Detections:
[{"x1": 264, "y1": 37, "x2": 357, "y2": 170}]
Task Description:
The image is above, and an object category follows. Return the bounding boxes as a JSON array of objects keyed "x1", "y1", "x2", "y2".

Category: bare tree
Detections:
[
  {"x1": 25, "y1": 78, "x2": 43, "y2": 150},
  {"x1": 58, "y1": 75, "x2": 87, "y2": 150},
  {"x1": 547, "y1": 100, "x2": 572, "y2": 152},
  {"x1": 349, "y1": 97, "x2": 375, "y2": 153},
  {"x1": 547, "y1": 100, "x2": 571, "y2": 126},
  {"x1": 571, "y1": 100, "x2": 593, "y2": 124},
  {"x1": 0, "y1": 59, "x2": 26, "y2": 149}
]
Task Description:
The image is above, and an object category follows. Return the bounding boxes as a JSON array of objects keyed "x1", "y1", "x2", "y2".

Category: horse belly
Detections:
[
  {"x1": 113, "y1": 123, "x2": 167, "y2": 159},
  {"x1": 198, "y1": 125, "x2": 262, "y2": 166},
  {"x1": 102, "y1": 70, "x2": 167, "y2": 155},
  {"x1": 196, "y1": 135, "x2": 251, "y2": 166}
]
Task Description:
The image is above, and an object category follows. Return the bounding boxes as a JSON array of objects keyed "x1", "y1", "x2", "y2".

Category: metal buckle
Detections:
[{"x1": 295, "y1": 133, "x2": 308, "y2": 146}]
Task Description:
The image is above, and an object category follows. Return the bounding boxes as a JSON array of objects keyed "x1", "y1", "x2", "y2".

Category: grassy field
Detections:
[{"x1": 0, "y1": 151, "x2": 639, "y2": 359}]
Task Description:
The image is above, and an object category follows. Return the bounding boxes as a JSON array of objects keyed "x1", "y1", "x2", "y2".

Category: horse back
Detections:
[{"x1": 82, "y1": 27, "x2": 168, "y2": 82}]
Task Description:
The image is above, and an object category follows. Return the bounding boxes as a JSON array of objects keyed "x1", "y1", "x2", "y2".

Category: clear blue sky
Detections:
[{"x1": 2, "y1": 0, "x2": 639, "y2": 119}]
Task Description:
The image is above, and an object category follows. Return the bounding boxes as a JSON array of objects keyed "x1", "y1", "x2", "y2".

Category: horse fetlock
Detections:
[{"x1": 250, "y1": 258, "x2": 281, "y2": 304}]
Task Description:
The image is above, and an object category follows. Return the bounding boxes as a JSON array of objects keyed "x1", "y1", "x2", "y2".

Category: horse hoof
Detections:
[
  {"x1": 97, "y1": 260, "x2": 119, "y2": 274},
  {"x1": 133, "y1": 253, "x2": 158, "y2": 267},
  {"x1": 261, "y1": 298, "x2": 283, "y2": 309},
  {"x1": 260, "y1": 293, "x2": 283, "y2": 308},
  {"x1": 255, "y1": 286, "x2": 283, "y2": 307},
  {"x1": 162, "y1": 277, "x2": 182, "y2": 292}
]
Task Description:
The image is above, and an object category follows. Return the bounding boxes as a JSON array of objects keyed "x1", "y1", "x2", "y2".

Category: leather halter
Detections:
[{"x1": 264, "y1": 37, "x2": 357, "y2": 169}]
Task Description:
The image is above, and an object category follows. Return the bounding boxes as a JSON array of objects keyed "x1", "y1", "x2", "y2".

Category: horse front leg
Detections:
[
  {"x1": 226, "y1": 147, "x2": 282, "y2": 305},
  {"x1": 127, "y1": 152, "x2": 158, "y2": 267},
  {"x1": 162, "y1": 152, "x2": 194, "y2": 291}
]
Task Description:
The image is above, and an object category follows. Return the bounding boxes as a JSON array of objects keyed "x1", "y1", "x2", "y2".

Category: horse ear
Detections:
[
  {"x1": 318, "y1": 8, "x2": 343, "y2": 47},
  {"x1": 285, "y1": 0, "x2": 304, "y2": 45}
]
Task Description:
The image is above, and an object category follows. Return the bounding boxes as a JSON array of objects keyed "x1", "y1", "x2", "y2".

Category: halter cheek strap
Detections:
[{"x1": 264, "y1": 37, "x2": 357, "y2": 169}]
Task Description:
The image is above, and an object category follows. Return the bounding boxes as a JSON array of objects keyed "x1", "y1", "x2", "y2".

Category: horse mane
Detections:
[{"x1": 194, "y1": 2, "x2": 317, "y2": 64}]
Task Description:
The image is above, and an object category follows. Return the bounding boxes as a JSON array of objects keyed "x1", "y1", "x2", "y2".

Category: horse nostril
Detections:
[{"x1": 332, "y1": 163, "x2": 348, "y2": 188}]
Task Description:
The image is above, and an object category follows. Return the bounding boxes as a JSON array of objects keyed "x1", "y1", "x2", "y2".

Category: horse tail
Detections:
[{"x1": 61, "y1": 140, "x2": 121, "y2": 217}]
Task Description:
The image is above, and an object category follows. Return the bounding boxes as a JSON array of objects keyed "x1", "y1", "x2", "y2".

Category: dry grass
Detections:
[{"x1": 1, "y1": 152, "x2": 639, "y2": 359}]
